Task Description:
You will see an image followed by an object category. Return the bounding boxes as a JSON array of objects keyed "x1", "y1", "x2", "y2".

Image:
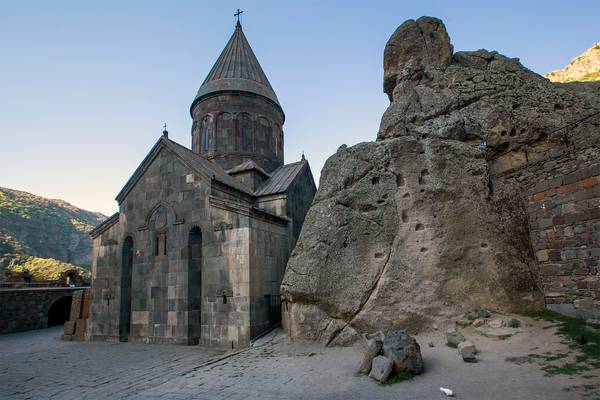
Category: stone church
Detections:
[{"x1": 88, "y1": 21, "x2": 316, "y2": 347}]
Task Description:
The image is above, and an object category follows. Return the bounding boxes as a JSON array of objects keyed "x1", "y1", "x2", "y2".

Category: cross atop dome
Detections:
[{"x1": 234, "y1": 9, "x2": 243, "y2": 26}]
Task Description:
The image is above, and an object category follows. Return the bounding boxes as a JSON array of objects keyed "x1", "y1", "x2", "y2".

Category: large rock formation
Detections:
[
  {"x1": 281, "y1": 17, "x2": 600, "y2": 345},
  {"x1": 545, "y1": 42, "x2": 600, "y2": 83}
]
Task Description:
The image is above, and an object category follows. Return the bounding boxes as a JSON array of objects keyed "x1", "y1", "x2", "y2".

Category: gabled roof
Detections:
[
  {"x1": 254, "y1": 160, "x2": 309, "y2": 196},
  {"x1": 164, "y1": 138, "x2": 251, "y2": 194},
  {"x1": 89, "y1": 212, "x2": 119, "y2": 239},
  {"x1": 226, "y1": 160, "x2": 271, "y2": 177},
  {"x1": 191, "y1": 22, "x2": 282, "y2": 112},
  {"x1": 115, "y1": 136, "x2": 252, "y2": 204}
]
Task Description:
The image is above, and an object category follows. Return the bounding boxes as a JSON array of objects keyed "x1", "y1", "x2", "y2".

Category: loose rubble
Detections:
[
  {"x1": 458, "y1": 341, "x2": 477, "y2": 363},
  {"x1": 358, "y1": 330, "x2": 423, "y2": 383},
  {"x1": 358, "y1": 338, "x2": 383, "y2": 374}
]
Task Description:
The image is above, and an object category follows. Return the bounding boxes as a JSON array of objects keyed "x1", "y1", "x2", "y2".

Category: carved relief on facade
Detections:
[{"x1": 138, "y1": 201, "x2": 184, "y2": 231}]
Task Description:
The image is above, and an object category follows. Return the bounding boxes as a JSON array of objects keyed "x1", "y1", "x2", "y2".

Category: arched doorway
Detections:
[
  {"x1": 48, "y1": 296, "x2": 72, "y2": 326},
  {"x1": 119, "y1": 236, "x2": 133, "y2": 338},
  {"x1": 188, "y1": 227, "x2": 202, "y2": 339}
]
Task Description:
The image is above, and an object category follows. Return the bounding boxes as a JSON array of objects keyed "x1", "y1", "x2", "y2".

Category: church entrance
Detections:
[{"x1": 119, "y1": 236, "x2": 133, "y2": 338}]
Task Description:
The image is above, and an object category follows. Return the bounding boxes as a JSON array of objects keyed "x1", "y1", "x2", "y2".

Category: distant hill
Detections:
[
  {"x1": 545, "y1": 42, "x2": 600, "y2": 82},
  {"x1": 0, "y1": 187, "x2": 106, "y2": 280}
]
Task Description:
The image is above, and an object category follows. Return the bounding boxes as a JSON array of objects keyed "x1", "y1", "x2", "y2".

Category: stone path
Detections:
[{"x1": 0, "y1": 323, "x2": 596, "y2": 399}]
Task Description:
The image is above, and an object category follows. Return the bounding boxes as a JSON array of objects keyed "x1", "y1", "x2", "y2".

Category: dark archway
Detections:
[
  {"x1": 48, "y1": 296, "x2": 72, "y2": 326},
  {"x1": 119, "y1": 236, "x2": 134, "y2": 338},
  {"x1": 188, "y1": 227, "x2": 202, "y2": 340}
]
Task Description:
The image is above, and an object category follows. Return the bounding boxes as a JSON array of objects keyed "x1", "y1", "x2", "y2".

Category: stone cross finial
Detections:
[{"x1": 162, "y1": 123, "x2": 168, "y2": 137}]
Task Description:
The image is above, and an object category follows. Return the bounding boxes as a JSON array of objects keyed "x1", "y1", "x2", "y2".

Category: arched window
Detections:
[
  {"x1": 238, "y1": 113, "x2": 252, "y2": 151},
  {"x1": 216, "y1": 113, "x2": 232, "y2": 152},
  {"x1": 201, "y1": 116, "x2": 212, "y2": 152},
  {"x1": 155, "y1": 234, "x2": 167, "y2": 256}
]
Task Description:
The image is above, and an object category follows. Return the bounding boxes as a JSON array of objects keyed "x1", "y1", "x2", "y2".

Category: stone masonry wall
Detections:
[
  {"x1": 0, "y1": 287, "x2": 79, "y2": 333},
  {"x1": 63, "y1": 288, "x2": 91, "y2": 341},
  {"x1": 191, "y1": 92, "x2": 285, "y2": 173},
  {"x1": 249, "y1": 216, "x2": 289, "y2": 338},
  {"x1": 500, "y1": 146, "x2": 600, "y2": 318}
]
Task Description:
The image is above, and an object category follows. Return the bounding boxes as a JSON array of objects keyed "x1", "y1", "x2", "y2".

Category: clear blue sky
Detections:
[{"x1": 1, "y1": 0, "x2": 598, "y2": 215}]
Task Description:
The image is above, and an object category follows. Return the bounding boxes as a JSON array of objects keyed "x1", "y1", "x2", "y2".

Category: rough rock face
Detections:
[
  {"x1": 281, "y1": 17, "x2": 600, "y2": 345},
  {"x1": 545, "y1": 43, "x2": 600, "y2": 83}
]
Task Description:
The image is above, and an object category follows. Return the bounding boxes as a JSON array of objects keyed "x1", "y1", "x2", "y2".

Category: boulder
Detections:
[
  {"x1": 382, "y1": 330, "x2": 424, "y2": 375},
  {"x1": 446, "y1": 326, "x2": 465, "y2": 347},
  {"x1": 369, "y1": 356, "x2": 394, "y2": 383},
  {"x1": 358, "y1": 339, "x2": 383, "y2": 374},
  {"x1": 281, "y1": 15, "x2": 600, "y2": 343}
]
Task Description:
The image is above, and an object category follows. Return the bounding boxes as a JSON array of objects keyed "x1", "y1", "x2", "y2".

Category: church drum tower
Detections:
[{"x1": 190, "y1": 21, "x2": 285, "y2": 174}]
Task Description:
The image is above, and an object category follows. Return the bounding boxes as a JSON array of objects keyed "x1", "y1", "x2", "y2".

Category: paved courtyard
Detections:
[{"x1": 1, "y1": 320, "x2": 598, "y2": 400}]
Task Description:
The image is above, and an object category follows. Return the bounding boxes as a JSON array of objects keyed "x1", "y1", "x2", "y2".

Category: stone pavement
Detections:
[{"x1": 0, "y1": 324, "x2": 595, "y2": 399}]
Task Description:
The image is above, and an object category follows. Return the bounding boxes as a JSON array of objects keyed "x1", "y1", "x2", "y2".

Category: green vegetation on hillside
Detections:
[
  {"x1": 579, "y1": 69, "x2": 600, "y2": 82},
  {"x1": 8, "y1": 255, "x2": 90, "y2": 281},
  {"x1": 0, "y1": 187, "x2": 105, "y2": 280}
]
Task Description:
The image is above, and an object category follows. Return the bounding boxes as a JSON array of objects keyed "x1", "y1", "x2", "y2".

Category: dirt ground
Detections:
[{"x1": 1, "y1": 314, "x2": 598, "y2": 399}]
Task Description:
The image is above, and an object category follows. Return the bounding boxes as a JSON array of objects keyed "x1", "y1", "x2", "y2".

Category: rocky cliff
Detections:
[
  {"x1": 545, "y1": 42, "x2": 600, "y2": 83},
  {"x1": 281, "y1": 17, "x2": 600, "y2": 345}
]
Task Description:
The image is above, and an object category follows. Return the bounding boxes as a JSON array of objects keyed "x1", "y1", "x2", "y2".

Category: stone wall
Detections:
[
  {"x1": 191, "y1": 92, "x2": 285, "y2": 173},
  {"x1": 89, "y1": 147, "x2": 215, "y2": 345},
  {"x1": 89, "y1": 141, "x2": 297, "y2": 347},
  {"x1": 284, "y1": 162, "x2": 318, "y2": 243},
  {"x1": 500, "y1": 146, "x2": 600, "y2": 318},
  {"x1": 249, "y1": 216, "x2": 289, "y2": 338},
  {"x1": 0, "y1": 287, "x2": 80, "y2": 333},
  {"x1": 205, "y1": 201, "x2": 251, "y2": 348}
]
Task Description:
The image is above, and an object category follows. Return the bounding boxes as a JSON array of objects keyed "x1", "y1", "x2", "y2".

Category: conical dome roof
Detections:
[{"x1": 191, "y1": 22, "x2": 281, "y2": 111}]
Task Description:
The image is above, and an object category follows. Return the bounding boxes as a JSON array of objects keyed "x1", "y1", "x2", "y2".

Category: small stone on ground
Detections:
[{"x1": 369, "y1": 355, "x2": 394, "y2": 382}]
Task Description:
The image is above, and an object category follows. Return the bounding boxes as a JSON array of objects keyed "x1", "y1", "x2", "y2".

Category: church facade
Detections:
[{"x1": 88, "y1": 21, "x2": 316, "y2": 347}]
